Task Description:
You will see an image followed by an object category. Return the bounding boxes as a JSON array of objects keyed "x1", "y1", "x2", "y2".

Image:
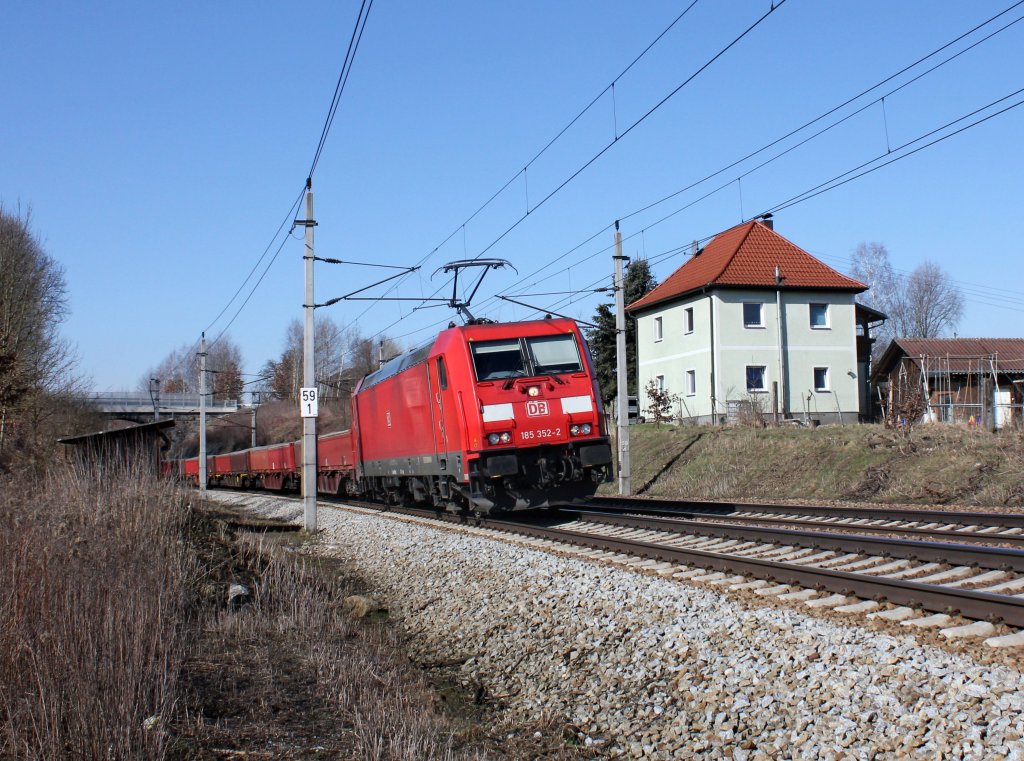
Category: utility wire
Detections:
[
  {"x1": 341, "y1": 1, "x2": 708, "y2": 331},
  {"x1": 454, "y1": 0, "x2": 1024, "y2": 314},
  {"x1": 167, "y1": 0, "x2": 374, "y2": 381},
  {"x1": 343, "y1": 1, "x2": 1020, "y2": 350},
  {"x1": 308, "y1": 0, "x2": 374, "y2": 182},
  {"x1": 204, "y1": 186, "x2": 307, "y2": 336},
  {"x1": 366, "y1": 0, "x2": 787, "y2": 331},
  {"x1": 485, "y1": 10, "x2": 1024, "y2": 312},
  {"x1": 464, "y1": 86, "x2": 1024, "y2": 328},
  {"x1": 495, "y1": 1, "x2": 1024, "y2": 304},
  {"x1": 412, "y1": 0, "x2": 705, "y2": 272},
  {"x1": 469, "y1": 0, "x2": 788, "y2": 262}
]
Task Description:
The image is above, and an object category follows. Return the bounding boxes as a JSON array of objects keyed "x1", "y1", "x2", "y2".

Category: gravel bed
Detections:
[{"x1": 212, "y1": 493, "x2": 1024, "y2": 760}]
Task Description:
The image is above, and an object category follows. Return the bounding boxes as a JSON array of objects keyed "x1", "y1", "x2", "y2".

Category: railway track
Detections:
[
  {"x1": 586, "y1": 495, "x2": 1024, "y2": 547},
  {"x1": 213, "y1": 489, "x2": 1024, "y2": 641},
  {"x1": 365, "y1": 502, "x2": 1024, "y2": 639}
]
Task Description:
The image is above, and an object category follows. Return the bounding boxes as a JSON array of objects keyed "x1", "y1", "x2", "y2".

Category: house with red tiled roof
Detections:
[
  {"x1": 627, "y1": 217, "x2": 881, "y2": 424},
  {"x1": 872, "y1": 337, "x2": 1024, "y2": 429}
]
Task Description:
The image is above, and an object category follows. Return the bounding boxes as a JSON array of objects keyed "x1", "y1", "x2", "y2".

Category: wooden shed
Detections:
[{"x1": 58, "y1": 419, "x2": 175, "y2": 476}]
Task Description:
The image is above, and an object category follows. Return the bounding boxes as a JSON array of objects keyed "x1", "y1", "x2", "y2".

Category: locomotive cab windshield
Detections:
[{"x1": 470, "y1": 334, "x2": 582, "y2": 381}]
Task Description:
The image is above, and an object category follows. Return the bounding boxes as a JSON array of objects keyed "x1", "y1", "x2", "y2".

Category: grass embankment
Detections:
[
  {"x1": 607, "y1": 423, "x2": 1024, "y2": 507},
  {"x1": 0, "y1": 467, "x2": 507, "y2": 760}
]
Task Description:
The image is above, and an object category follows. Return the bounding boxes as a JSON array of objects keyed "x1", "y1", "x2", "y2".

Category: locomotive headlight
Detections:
[
  {"x1": 499, "y1": 432, "x2": 512, "y2": 444},
  {"x1": 488, "y1": 433, "x2": 501, "y2": 445},
  {"x1": 581, "y1": 423, "x2": 592, "y2": 435},
  {"x1": 570, "y1": 425, "x2": 580, "y2": 436},
  {"x1": 527, "y1": 386, "x2": 540, "y2": 397}
]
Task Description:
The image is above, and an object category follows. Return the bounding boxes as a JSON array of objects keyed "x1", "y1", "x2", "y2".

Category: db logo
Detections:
[{"x1": 525, "y1": 400, "x2": 549, "y2": 417}]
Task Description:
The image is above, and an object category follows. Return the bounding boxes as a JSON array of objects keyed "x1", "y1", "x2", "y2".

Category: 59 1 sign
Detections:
[{"x1": 300, "y1": 387, "x2": 319, "y2": 418}]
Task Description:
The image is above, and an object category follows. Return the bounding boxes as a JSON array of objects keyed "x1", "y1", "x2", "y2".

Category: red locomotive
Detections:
[{"x1": 177, "y1": 317, "x2": 612, "y2": 514}]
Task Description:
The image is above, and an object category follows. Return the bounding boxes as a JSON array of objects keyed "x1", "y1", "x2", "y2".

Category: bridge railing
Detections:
[{"x1": 87, "y1": 392, "x2": 239, "y2": 412}]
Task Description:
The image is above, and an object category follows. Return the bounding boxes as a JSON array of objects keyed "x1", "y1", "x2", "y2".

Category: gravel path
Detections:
[{"x1": 212, "y1": 493, "x2": 1024, "y2": 760}]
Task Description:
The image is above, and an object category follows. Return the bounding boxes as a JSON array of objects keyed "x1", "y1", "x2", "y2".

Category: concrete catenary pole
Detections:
[
  {"x1": 250, "y1": 391, "x2": 259, "y2": 448},
  {"x1": 302, "y1": 183, "x2": 318, "y2": 532},
  {"x1": 198, "y1": 333, "x2": 207, "y2": 497},
  {"x1": 613, "y1": 221, "x2": 631, "y2": 495}
]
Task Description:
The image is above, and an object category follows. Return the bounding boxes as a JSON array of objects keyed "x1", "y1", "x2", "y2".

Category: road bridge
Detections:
[{"x1": 86, "y1": 392, "x2": 239, "y2": 421}]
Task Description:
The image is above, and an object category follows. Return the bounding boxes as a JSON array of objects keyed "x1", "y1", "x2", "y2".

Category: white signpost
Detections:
[{"x1": 300, "y1": 387, "x2": 319, "y2": 418}]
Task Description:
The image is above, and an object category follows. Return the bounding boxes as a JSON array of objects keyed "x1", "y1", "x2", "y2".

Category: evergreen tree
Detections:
[{"x1": 585, "y1": 258, "x2": 657, "y2": 403}]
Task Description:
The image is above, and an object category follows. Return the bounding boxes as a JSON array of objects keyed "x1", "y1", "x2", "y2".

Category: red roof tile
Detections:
[{"x1": 627, "y1": 221, "x2": 866, "y2": 313}]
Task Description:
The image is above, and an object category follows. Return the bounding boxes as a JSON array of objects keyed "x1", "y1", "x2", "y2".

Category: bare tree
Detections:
[
  {"x1": 851, "y1": 243, "x2": 963, "y2": 349},
  {"x1": 0, "y1": 208, "x2": 84, "y2": 465},
  {"x1": 899, "y1": 260, "x2": 964, "y2": 338},
  {"x1": 143, "y1": 335, "x2": 245, "y2": 400},
  {"x1": 263, "y1": 317, "x2": 402, "y2": 402}
]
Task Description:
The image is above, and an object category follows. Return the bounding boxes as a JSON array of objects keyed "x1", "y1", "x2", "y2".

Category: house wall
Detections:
[
  {"x1": 636, "y1": 289, "x2": 861, "y2": 424},
  {"x1": 636, "y1": 294, "x2": 716, "y2": 423}
]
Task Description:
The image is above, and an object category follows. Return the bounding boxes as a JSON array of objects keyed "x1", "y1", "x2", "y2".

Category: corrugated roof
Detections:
[
  {"x1": 886, "y1": 338, "x2": 1024, "y2": 374},
  {"x1": 627, "y1": 220, "x2": 866, "y2": 313}
]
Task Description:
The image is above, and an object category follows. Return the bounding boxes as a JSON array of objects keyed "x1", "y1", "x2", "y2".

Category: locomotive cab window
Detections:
[
  {"x1": 526, "y1": 334, "x2": 582, "y2": 375},
  {"x1": 471, "y1": 334, "x2": 583, "y2": 381},
  {"x1": 471, "y1": 339, "x2": 527, "y2": 381}
]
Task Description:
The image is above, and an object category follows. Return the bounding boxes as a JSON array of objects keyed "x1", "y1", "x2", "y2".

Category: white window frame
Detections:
[
  {"x1": 746, "y1": 365, "x2": 767, "y2": 393},
  {"x1": 684, "y1": 307, "x2": 694, "y2": 334},
  {"x1": 685, "y1": 369, "x2": 696, "y2": 396},
  {"x1": 656, "y1": 374, "x2": 666, "y2": 392},
  {"x1": 813, "y1": 366, "x2": 830, "y2": 392},
  {"x1": 743, "y1": 302, "x2": 764, "y2": 328},
  {"x1": 654, "y1": 316, "x2": 663, "y2": 342},
  {"x1": 809, "y1": 303, "x2": 830, "y2": 329}
]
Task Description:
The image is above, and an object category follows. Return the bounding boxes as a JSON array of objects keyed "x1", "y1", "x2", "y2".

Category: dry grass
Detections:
[
  {"x1": 604, "y1": 423, "x2": 1024, "y2": 507},
  {"x1": 0, "y1": 467, "x2": 506, "y2": 760},
  {"x1": 173, "y1": 525, "x2": 489, "y2": 760},
  {"x1": 0, "y1": 464, "x2": 192, "y2": 760}
]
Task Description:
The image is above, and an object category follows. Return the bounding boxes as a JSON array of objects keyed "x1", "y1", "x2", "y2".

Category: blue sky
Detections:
[{"x1": 3, "y1": 1, "x2": 1023, "y2": 391}]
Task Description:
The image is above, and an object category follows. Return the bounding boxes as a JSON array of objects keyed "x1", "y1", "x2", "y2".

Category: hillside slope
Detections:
[{"x1": 602, "y1": 424, "x2": 1024, "y2": 509}]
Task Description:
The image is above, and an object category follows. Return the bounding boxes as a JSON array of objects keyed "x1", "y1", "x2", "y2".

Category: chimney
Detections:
[{"x1": 760, "y1": 213, "x2": 774, "y2": 230}]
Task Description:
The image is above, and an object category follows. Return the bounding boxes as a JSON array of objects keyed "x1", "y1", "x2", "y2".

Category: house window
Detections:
[
  {"x1": 684, "y1": 307, "x2": 694, "y2": 334},
  {"x1": 656, "y1": 374, "x2": 666, "y2": 392},
  {"x1": 743, "y1": 302, "x2": 764, "y2": 328},
  {"x1": 813, "y1": 367, "x2": 830, "y2": 391},
  {"x1": 654, "y1": 316, "x2": 663, "y2": 342},
  {"x1": 810, "y1": 303, "x2": 829, "y2": 329},
  {"x1": 746, "y1": 365, "x2": 766, "y2": 392},
  {"x1": 685, "y1": 369, "x2": 696, "y2": 396}
]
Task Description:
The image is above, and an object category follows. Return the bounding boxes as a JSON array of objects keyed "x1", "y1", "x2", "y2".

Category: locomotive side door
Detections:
[{"x1": 430, "y1": 356, "x2": 450, "y2": 471}]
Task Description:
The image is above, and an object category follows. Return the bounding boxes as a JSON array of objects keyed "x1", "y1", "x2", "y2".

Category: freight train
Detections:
[{"x1": 174, "y1": 317, "x2": 613, "y2": 514}]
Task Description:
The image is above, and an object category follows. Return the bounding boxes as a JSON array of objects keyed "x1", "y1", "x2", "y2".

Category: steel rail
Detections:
[
  {"x1": 646, "y1": 512, "x2": 1024, "y2": 548},
  {"x1": 481, "y1": 518, "x2": 1024, "y2": 628},
  {"x1": 370, "y1": 504, "x2": 1024, "y2": 627},
  {"x1": 566, "y1": 512, "x2": 1024, "y2": 572},
  {"x1": 236, "y1": 495, "x2": 1024, "y2": 628},
  {"x1": 589, "y1": 495, "x2": 1024, "y2": 528}
]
